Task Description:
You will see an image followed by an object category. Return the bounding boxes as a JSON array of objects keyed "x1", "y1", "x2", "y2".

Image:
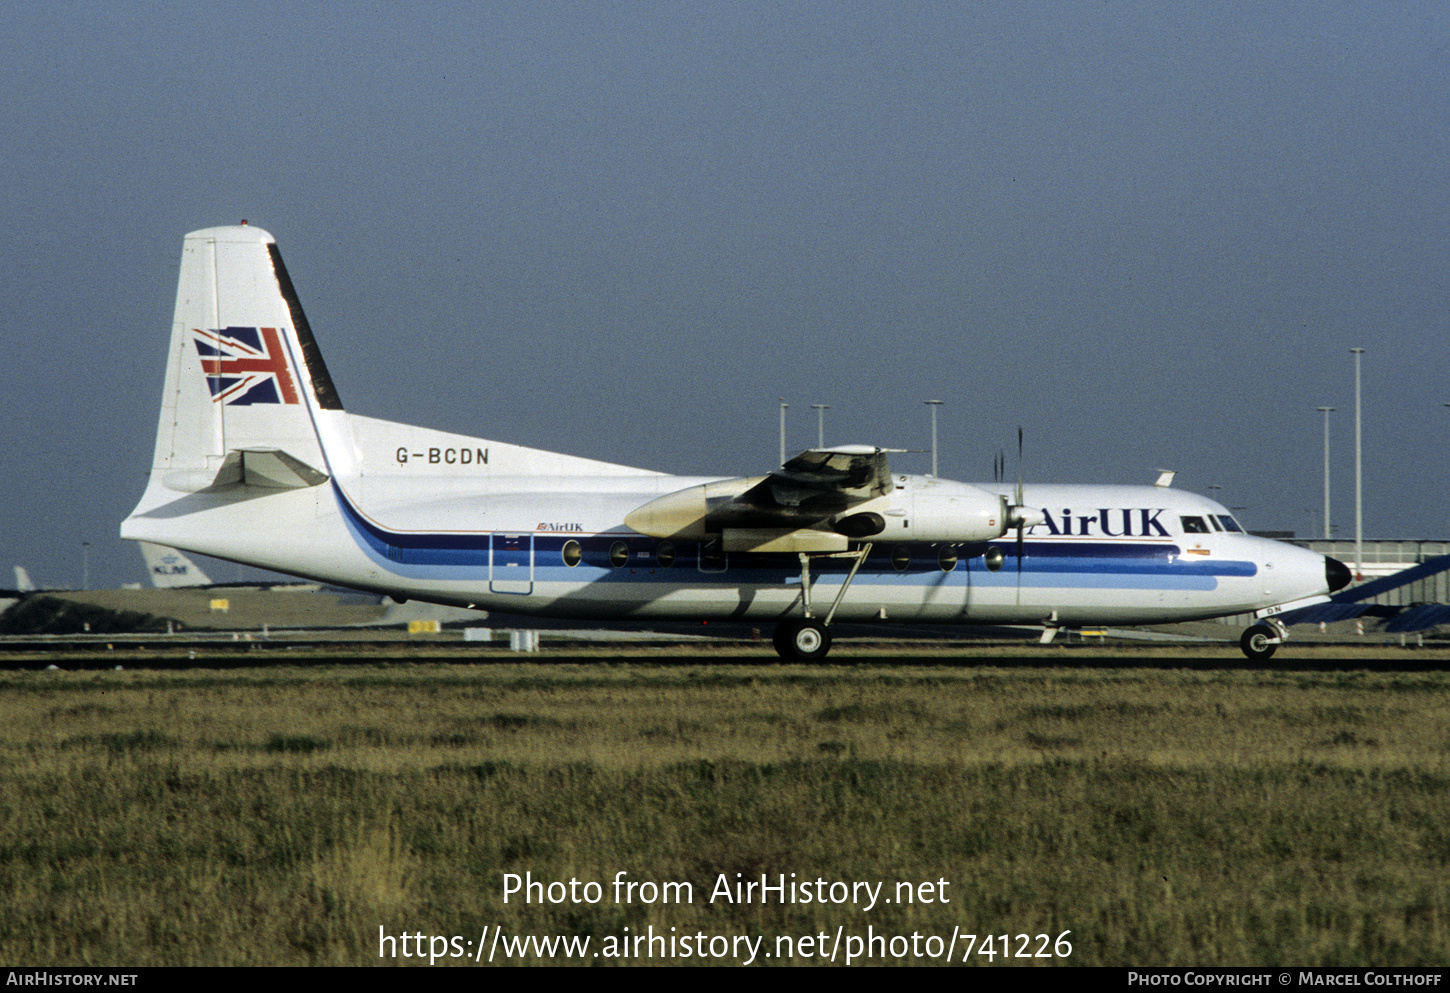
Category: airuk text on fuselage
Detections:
[{"x1": 1028, "y1": 508, "x2": 1171, "y2": 538}]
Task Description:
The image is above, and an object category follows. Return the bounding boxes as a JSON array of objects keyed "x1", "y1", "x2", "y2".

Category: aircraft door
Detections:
[{"x1": 490, "y1": 533, "x2": 534, "y2": 594}]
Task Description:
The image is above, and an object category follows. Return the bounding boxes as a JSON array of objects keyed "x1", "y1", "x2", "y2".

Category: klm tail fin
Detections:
[
  {"x1": 147, "y1": 224, "x2": 338, "y2": 491},
  {"x1": 138, "y1": 542, "x2": 213, "y2": 588}
]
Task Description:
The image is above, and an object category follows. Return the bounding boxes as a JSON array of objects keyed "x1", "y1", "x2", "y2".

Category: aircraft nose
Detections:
[{"x1": 1325, "y1": 556, "x2": 1352, "y2": 593}]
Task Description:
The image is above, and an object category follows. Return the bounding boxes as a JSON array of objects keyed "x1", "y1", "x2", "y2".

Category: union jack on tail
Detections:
[{"x1": 193, "y1": 326, "x2": 299, "y2": 405}]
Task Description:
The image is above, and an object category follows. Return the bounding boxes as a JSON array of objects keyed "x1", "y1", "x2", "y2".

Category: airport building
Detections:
[{"x1": 1300, "y1": 540, "x2": 1450, "y2": 605}]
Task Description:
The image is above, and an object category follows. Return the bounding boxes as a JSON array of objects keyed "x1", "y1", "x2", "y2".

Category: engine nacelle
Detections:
[
  {"x1": 884, "y1": 479, "x2": 1012, "y2": 543},
  {"x1": 627, "y1": 475, "x2": 1024, "y2": 547}
]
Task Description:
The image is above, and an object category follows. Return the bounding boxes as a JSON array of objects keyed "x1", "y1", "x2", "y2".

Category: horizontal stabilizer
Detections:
[{"x1": 212, "y1": 449, "x2": 329, "y2": 489}]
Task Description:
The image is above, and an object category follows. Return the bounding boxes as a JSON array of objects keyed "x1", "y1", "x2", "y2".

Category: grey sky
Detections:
[{"x1": 3, "y1": 2, "x2": 1447, "y2": 589}]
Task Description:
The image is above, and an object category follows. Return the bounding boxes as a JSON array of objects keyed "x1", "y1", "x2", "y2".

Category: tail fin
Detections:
[
  {"x1": 124, "y1": 223, "x2": 664, "y2": 569},
  {"x1": 146, "y1": 224, "x2": 340, "y2": 491},
  {"x1": 138, "y1": 542, "x2": 213, "y2": 588}
]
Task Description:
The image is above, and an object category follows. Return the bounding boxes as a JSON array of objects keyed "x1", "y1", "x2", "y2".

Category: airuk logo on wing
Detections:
[{"x1": 193, "y1": 327, "x2": 300, "y2": 405}]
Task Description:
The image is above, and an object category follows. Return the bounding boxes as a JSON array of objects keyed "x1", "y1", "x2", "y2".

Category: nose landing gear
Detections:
[{"x1": 1240, "y1": 617, "x2": 1288, "y2": 661}]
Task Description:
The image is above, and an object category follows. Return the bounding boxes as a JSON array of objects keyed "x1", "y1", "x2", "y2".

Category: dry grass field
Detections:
[{"x1": 2, "y1": 652, "x2": 1449, "y2": 965}]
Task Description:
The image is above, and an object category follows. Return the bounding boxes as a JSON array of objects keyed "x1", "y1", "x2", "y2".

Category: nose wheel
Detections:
[
  {"x1": 773, "y1": 619, "x2": 833, "y2": 661},
  {"x1": 1240, "y1": 620, "x2": 1286, "y2": 661}
]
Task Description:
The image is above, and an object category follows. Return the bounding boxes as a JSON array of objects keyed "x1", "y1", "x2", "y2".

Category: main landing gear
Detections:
[
  {"x1": 771, "y1": 544, "x2": 872, "y2": 661},
  {"x1": 1240, "y1": 618, "x2": 1289, "y2": 661},
  {"x1": 773, "y1": 619, "x2": 832, "y2": 661}
]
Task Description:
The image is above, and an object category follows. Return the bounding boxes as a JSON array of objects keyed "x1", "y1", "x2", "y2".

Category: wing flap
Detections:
[{"x1": 721, "y1": 529, "x2": 848, "y2": 554}]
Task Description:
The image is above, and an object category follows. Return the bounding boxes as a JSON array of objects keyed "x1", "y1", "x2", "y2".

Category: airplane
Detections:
[
  {"x1": 138, "y1": 542, "x2": 213, "y2": 588},
  {"x1": 122, "y1": 224, "x2": 1360, "y2": 662}
]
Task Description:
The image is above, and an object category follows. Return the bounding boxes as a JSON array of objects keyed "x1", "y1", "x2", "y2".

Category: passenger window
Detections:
[{"x1": 1180, "y1": 516, "x2": 1210, "y2": 533}]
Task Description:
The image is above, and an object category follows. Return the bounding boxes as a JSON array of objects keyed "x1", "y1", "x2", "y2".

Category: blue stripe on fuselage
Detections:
[
  {"x1": 333, "y1": 485, "x2": 1256, "y2": 590},
  {"x1": 336, "y1": 486, "x2": 492, "y2": 578}
]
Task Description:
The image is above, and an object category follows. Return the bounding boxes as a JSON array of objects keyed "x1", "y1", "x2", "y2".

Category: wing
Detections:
[
  {"x1": 735, "y1": 446, "x2": 892, "y2": 517},
  {"x1": 625, "y1": 447, "x2": 897, "y2": 548}
]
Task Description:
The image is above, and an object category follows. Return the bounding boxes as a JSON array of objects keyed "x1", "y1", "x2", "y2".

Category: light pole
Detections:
[
  {"x1": 779, "y1": 400, "x2": 788, "y2": 467},
  {"x1": 82, "y1": 542, "x2": 90, "y2": 591},
  {"x1": 924, "y1": 400, "x2": 943, "y2": 477},
  {"x1": 1318, "y1": 406, "x2": 1334, "y2": 540},
  {"x1": 811, "y1": 404, "x2": 830, "y2": 449},
  {"x1": 1350, "y1": 348, "x2": 1365, "y2": 580}
]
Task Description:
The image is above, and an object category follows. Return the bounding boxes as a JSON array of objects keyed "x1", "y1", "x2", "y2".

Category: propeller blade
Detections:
[
  {"x1": 1013, "y1": 530, "x2": 1023, "y2": 602},
  {"x1": 1015, "y1": 427, "x2": 1024, "y2": 605},
  {"x1": 1016, "y1": 426, "x2": 1024, "y2": 507}
]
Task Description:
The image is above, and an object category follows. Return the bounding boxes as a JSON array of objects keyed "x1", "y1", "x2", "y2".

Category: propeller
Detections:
[
  {"x1": 1002, "y1": 427, "x2": 1045, "y2": 605},
  {"x1": 1015, "y1": 427, "x2": 1025, "y2": 602}
]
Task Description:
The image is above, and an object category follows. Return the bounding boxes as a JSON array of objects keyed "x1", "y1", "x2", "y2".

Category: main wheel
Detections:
[
  {"x1": 772, "y1": 619, "x2": 833, "y2": 661},
  {"x1": 1240, "y1": 624, "x2": 1279, "y2": 661}
]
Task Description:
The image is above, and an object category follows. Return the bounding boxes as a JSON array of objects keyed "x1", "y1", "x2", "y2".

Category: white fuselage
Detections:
[{"x1": 126, "y1": 458, "x2": 1332, "y2": 628}]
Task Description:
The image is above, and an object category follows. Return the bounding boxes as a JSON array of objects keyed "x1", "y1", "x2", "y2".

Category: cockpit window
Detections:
[
  {"x1": 1206, "y1": 515, "x2": 1222, "y2": 531},
  {"x1": 1216, "y1": 515, "x2": 1243, "y2": 533},
  {"x1": 1180, "y1": 516, "x2": 1210, "y2": 533}
]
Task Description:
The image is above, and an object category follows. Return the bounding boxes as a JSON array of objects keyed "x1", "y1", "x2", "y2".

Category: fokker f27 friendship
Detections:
[{"x1": 124, "y1": 225, "x2": 1364, "y2": 661}]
